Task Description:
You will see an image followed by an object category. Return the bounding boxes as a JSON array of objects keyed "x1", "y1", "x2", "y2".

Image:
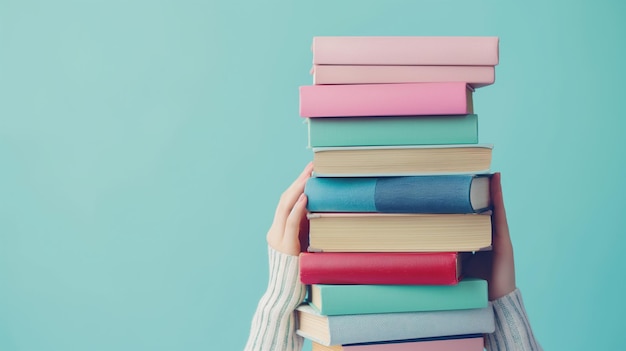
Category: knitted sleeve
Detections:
[
  {"x1": 485, "y1": 288, "x2": 543, "y2": 351},
  {"x1": 244, "y1": 246, "x2": 307, "y2": 351}
]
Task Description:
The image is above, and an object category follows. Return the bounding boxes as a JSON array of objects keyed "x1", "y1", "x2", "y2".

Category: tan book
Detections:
[
  {"x1": 307, "y1": 212, "x2": 492, "y2": 252},
  {"x1": 312, "y1": 144, "x2": 493, "y2": 177}
]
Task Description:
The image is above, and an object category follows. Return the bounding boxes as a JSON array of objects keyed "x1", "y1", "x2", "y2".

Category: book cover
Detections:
[
  {"x1": 300, "y1": 82, "x2": 472, "y2": 118},
  {"x1": 311, "y1": 335, "x2": 485, "y2": 350},
  {"x1": 307, "y1": 114, "x2": 478, "y2": 148},
  {"x1": 296, "y1": 302, "x2": 495, "y2": 345},
  {"x1": 312, "y1": 36, "x2": 499, "y2": 65},
  {"x1": 307, "y1": 278, "x2": 488, "y2": 316},
  {"x1": 299, "y1": 252, "x2": 463, "y2": 285},
  {"x1": 305, "y1": 175, "x2": 491, "y2": 213},
  {"x1": 312, "y1": 64, "x2": 495, "y2": 87},
  {"x1": 312, "y1": 144, "x2": 493, "y2": 177},
  {"x1": 307, "y1": 212, "x2": 492, "y2": 252}
]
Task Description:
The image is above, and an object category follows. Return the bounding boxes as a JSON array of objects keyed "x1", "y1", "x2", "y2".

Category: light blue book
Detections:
[{"x1": 296, "y1": 303, "x2": 495, "y2": 346}]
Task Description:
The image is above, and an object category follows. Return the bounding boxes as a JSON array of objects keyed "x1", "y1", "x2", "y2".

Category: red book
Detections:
[
  {"x1": 299, "y1": 82, "x2": 473, "y2": 118},
  {"x1": 299, "y1": 252, "x2": 464, "y2": 285}
]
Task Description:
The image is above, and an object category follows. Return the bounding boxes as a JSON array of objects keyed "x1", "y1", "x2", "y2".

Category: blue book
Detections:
[
  {"x1": 296, "y1": 302, "x2": 494, "y2": 346},
  {"x1": 305, "y1": 174, "x2": 491, "y2": 214}
]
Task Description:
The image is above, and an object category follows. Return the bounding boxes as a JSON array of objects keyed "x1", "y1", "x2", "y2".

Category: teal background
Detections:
[{"x1": 1, "y1": 0, "x2": 624, "y2": 350}]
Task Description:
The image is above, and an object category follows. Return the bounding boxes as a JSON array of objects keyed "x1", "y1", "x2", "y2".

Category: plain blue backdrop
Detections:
[{"x1": 1, "y1": 1, "x2": 625, "y2": 350}]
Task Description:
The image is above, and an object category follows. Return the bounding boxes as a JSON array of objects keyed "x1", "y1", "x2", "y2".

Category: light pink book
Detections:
[
  {"x1": 312, "y1": 65, "x2": 495, "y2": 88},
  {"x1": 312, "y1": 36, "x2": 499, "y2": 65},
  {"x1": 312, "y1": 335, "x2": 484, "y2": 350},
  {"x1": 300, "y1": 82, "x2": 472, "y2": 118}
]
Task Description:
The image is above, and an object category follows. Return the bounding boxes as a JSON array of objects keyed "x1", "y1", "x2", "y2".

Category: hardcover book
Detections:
[
  {"x1": 312, "y1": 144, "x2": 493, "y2": 177},
  {"x1": 307, "y1": 114, "x2": 478, "y2": 148},
  {"x1": 307, "y1": 278, "x2": 488, "y2": 316},
  {"x1": 312, "y1": 64, "x2": 495, "y2": 87},
  {"x1": 307, "y1": 212, "x2": 492, "y2": 253},
  {"x1": 305, "y1": 175, "x2": 491, "y2": 213},
  {"x1": 300, "y1": 82, "x2": 473, "y2": 118},
  {"x1": 299, "y1": 252, "x2": 464, "y2": 285},
  {"x1": 310, "y1": 335, "x2": 486, "y2": 351},
  {"x1": 298, "y1": 303, "x2": 495, "y2": 346},
  {"x1": 312, "y1": 36, "x2": 499, "y2": 65}
]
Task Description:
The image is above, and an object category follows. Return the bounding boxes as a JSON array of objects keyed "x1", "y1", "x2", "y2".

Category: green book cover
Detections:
[
  {"x1": 307, "y1": 114, "x2": 478, "y2": 148},
  {"x1": 309, "y1": 278, "x2": 487, "y2": 316}
]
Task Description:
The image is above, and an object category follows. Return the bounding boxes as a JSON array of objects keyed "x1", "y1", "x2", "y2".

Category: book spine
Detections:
[
  {"x1": 305, "y1": 176, "x2": 476, "y2": 213},
  {"x1": 305, "y1": 177, "x2": 377, "y2": 212},
  {"x1": 314, "y1": 278, "x2": 488, "y2": 315},
  {"x1": 299, "y1": 252, "x2": 459, "y2": 285},
  {"x1": 299, "y1": 82, "x2": 471, "y2": 118},
  {"x1": 308, "y1": 115, "x2": 478, "y2": 148},
  {"x1": 312, "y1": 36, "x2": 499, "y2": 65}
]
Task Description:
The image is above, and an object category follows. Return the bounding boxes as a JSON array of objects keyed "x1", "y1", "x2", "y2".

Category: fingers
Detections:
[
  {"x1": 290, "y1": 161, "x2": 315, "y2": 191},
  {"x1": 274, "y1": 162, "x2": 313, "y2": 226},
  {"x1": 267, "y1": 162, "x2": 313, "y2": 254},
  {"x1": 283, "y1": 194, "x2": 308, "y2": 254}
]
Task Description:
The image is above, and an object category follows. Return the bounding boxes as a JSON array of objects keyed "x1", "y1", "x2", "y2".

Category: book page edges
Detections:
[
  {"x1": 470, "y1": 175, "x2": 492, "y2": 211},
  {"x1": 312, "y1": 170, "x2": 492, "y2": 178}
]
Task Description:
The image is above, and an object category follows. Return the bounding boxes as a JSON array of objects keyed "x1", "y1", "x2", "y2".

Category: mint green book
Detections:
[
  {"x1": 308, "y1": 278, "x2": 487, "y2": 316},
  {"x1": 307, "y1": 114, "x2": 478, "y2": 148}
]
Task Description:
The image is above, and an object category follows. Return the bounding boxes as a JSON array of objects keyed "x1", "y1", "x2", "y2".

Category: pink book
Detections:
[
  {"x1": 312, "y1": 36, "x2": 499, "y2": 65},
  {"x1": 312, "y1": 65, "x2": 495, "y2": 88},
  {"x1": 300, "y1": 82, "x2": 473, "y2": 117},
  {"x1": 312, "y1": 335, "x2": 484, "y2": 350}
]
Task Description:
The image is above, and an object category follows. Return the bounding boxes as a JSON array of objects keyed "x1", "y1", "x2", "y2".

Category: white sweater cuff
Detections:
[
  {"x1": 244, "y1": 247, "x2": 306, "y2": 351},
  {"x1": 485, "y1": 288, "x2": 543, "y2": 351}
]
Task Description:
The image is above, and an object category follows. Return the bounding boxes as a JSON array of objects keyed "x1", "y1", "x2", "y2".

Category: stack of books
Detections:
[{"x1": 296, "y1": 36, "x2": 500, "y2": 350}]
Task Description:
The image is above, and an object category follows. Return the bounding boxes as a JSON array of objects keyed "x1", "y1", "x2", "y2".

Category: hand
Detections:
[
  {"x1": 266, "y1": 162, "x2": 313, "y2": 256},
  {"x1": 464, "y1": 172, "x2": 517, "y2": 300}
]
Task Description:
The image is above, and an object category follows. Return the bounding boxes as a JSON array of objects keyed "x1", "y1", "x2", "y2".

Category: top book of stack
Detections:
[{"x1": 312, "y1": 36, "x2": 499, "y2": 66}]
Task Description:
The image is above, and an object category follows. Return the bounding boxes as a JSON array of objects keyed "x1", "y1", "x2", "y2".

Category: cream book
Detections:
[
  {"x1": 312, "y1": 144, "x2": 493, "y2": 177},
  {"x1": 307, "y1": 212, "x2": 492, "y2": 252}
]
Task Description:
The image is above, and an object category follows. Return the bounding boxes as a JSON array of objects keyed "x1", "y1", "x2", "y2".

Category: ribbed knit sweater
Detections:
[{"x1": 245, "y1": 247, "x2": 542, "y2": 351}]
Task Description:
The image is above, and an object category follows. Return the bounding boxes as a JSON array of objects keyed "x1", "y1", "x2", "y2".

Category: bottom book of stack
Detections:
[
  {"x1": 311, "y1": 334, "x2": 486, "y2": 351},
  {"x1": 296, "y1": 303, "x2": 495, "y2": 346}
]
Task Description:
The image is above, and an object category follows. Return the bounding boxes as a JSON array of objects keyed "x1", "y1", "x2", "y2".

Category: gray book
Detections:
[{"x1": 296, "y1": 303, "x2": 495, "y2": 346}]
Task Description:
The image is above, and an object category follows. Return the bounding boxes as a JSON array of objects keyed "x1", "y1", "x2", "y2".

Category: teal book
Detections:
[
  {"x1": 307, "y1": 114, "x2": 478, "y2": 148},
  {"x1": 305, "y1": 174, "x2": 491, "y2": 213},
  {"x1": 308, "y1": 278, "x2": 487, "y2": 316}
]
